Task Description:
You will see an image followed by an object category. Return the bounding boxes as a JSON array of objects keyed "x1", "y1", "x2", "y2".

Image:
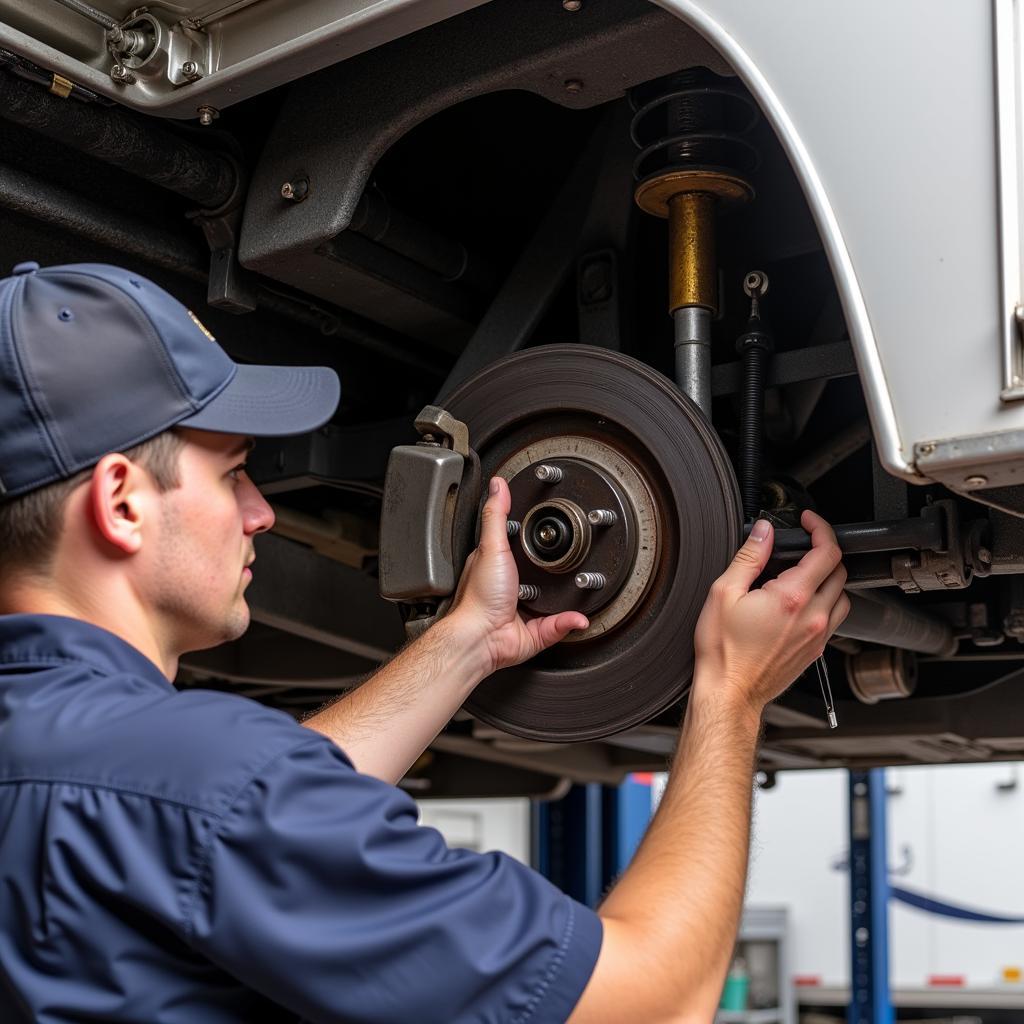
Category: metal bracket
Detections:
[{"x1": 414, "y1": 405, "x2": 470, "y2": 457}]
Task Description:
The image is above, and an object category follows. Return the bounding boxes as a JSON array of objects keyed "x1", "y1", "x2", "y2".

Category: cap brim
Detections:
[{"x1": 178, "y1": 364, "x2": 340, "y2": 437}]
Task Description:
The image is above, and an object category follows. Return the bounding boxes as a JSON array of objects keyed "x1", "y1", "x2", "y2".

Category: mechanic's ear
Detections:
[{"x1": 89, "y1": 453, "x2": 146, "y2": 555}]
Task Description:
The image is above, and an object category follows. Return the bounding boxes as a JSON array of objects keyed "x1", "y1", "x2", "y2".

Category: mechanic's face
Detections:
[{"x1": 145, "y1": 429, "x2": 273, "y2": 654}]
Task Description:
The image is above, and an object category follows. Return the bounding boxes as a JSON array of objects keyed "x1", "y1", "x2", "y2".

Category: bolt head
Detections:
[
  {"x1": 197, "y1": 105, "x2": 218, "y2": 126},
  {"x1": 281, "y1": 182, "x2": 295, "y2": 199},
  {"x1": 964, "y1": 475, "x2": 988, "y2": 488},
  {"x1": 181, "y1": 60, "x2": 199, "y2": 77}
]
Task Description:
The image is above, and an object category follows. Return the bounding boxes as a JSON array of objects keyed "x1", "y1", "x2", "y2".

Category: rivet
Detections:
[{"x1": 57, "y1": 307, "x2": 73, "y2": 322}]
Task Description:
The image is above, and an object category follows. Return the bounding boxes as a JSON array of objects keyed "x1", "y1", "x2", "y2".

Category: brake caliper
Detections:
[{"x1": 379, "y1": 405, "x2": 480, "y2": 637}]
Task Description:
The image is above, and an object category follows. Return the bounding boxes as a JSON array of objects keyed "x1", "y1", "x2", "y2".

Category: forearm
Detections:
[
  {"x1": 302, "y1": 614, "x2": 489, "y2": 784},
  {"x1": 597, "y1": 681, "x2": 762, "y2": 1020}
]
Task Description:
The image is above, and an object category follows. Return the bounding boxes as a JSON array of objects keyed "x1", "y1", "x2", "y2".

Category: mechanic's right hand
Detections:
[{"x1": 691, "y1": 509, "x2": 850, "y2": 715}]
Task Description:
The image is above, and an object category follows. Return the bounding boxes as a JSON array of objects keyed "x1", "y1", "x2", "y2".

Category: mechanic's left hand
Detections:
[{"x1": 448, "y1": 477, "x2": 589, "y2": 675}]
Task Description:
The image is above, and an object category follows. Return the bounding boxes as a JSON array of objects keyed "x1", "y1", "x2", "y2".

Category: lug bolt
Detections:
[
  {"x1": 587, "y1": 509, "x2": 617, "y2": 526},
  {"x1": 281, "y1": 179, "x2": 310, "y2": 202},
  {"x1": 110, "y1": 64, "x2": 136, "y2": 84},
  {"x1": 181, "y1": 60, "x2": 200, "y2": 79},
  {"x1": 507, "y1": 520, "x2": 521, "y2": 538},
  {"x1": 197, "y1": 105, "x2": 219, "y2": 126},
  {"x1": 518, "y1": 584, "x2": 541, "y2": 601},
  {"x1": 574, "y1": 572, "x2": 606, "y2": 590},
  {"x1": 535, "y1": 464, "x2": 563, "y2": 483}
]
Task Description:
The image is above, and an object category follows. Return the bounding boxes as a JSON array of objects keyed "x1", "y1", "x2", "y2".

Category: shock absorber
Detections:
[{"x1": 630, "y1": 68, "x2": 760, "y2": 415}]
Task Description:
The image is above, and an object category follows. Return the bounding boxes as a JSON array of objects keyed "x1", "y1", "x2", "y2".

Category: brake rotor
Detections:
[{"x1": 443, "y1": 345, "x2": 742, "y2": 742}]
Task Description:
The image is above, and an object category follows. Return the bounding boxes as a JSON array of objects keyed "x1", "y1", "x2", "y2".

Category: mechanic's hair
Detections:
[{"x1": 0, "y1": 429, "x2": 186, "y2": 578}]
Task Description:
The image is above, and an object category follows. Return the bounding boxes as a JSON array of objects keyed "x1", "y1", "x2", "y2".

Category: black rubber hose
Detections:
[
  {"x1": 0, "y1": 71, "x2": 238, "y2": 209},
  {"x1": 736, "y1": 322, "x2": 772, "y2": 520}
]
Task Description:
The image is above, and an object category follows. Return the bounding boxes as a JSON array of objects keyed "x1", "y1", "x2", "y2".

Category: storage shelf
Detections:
[{"x1": 716, "y1": 1010, "x2": 782, "y2": 1023}]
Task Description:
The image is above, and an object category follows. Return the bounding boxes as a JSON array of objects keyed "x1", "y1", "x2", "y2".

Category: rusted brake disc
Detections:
[{"x1": 443, "y1": 345, "x2": 742, "y2": 742}]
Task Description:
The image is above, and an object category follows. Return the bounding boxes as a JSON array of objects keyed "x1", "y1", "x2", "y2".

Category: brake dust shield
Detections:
[{"x1": 443, "y1": 345, "x2": 742, "y2": 742}]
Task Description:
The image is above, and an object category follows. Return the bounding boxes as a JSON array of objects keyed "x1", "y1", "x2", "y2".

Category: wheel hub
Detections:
[{"x1": 500, "y1": 437, "x2": 657, "y2": 640}]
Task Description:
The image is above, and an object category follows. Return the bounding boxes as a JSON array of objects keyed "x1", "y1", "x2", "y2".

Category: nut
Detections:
[
  {"x1": 280, "y1": 179, "x2": 310, "y2": 202},
  {"x1": 109, "y1": 64, "x2": 136, "y2": 85}
]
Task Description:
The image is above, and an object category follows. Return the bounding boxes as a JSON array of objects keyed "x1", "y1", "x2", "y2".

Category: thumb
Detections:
[
  {"x1": 719, "y1": 519, "x2": 774, "y2": 592},
  {"x1": 478, "y1": 476, "x2": 512, "y2": 553},
  {"x1": 528, "y1": 611, "x2": 590, "y2": 652}
]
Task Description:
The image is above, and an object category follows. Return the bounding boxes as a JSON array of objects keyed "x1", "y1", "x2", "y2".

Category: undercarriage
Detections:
[{"x1": 3, "y1": 0, "x2": 1024, "y2": 797}]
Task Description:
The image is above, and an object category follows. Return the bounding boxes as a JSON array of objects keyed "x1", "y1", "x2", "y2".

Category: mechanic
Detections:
[{"x1": 0, "y1": 261, "x2": 849, "y2": 1023}]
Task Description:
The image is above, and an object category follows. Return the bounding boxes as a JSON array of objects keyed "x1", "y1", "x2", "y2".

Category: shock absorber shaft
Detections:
[
  {"x1": 669, "y1": 192, "x2": 716, "y2": 412},
  {"x1": 630, "y1": 68, "x2": 760, "y2": 416}
]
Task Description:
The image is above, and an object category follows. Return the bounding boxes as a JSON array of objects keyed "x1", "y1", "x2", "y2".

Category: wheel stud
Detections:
[
  {"x1": 587, "y1": 509, "x2": 617, "y2": 526},
  {"x1": 574, "y1": 572, "x2": 606, "y2": 590},
  {"x1": 507, "y1": 520, "x2": 521, "y2": 537},
  {"x1": 535, "y1": 464, "x2": 563, "y2": 483},
  {"x1": 518, "y1": 584, "x2": 541, "y2": 601}
]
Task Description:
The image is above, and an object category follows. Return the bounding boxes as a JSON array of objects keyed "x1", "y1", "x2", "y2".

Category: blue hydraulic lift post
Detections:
[
  {"x1": 847, "y1": 769, "x2": 894, "y2": 1024},
  {"x1": 533, "y1": 775, "x2": 653, "y2": 907},
  {"x1": 612, "y1": 774, "x2": 653, "y2": 874}
]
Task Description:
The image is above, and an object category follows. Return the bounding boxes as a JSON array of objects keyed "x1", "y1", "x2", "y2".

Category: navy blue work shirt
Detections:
[{"x1": 0, "y1": 614, "x2": 602, "y2": 1023}]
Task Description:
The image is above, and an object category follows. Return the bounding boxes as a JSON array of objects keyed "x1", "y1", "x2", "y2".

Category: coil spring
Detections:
[{"x1": 629, "y1": 68, "x2": 761, "y2": 183}]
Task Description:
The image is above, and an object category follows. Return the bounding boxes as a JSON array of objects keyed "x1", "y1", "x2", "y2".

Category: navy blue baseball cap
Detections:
[{"x1": 0, "y1": 261, "x2": 341, "y2": 499}]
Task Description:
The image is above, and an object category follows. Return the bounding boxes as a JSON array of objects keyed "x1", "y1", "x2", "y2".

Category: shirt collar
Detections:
[{"x1": 0, "y1": 614, "x2": 170, "y2": 688}]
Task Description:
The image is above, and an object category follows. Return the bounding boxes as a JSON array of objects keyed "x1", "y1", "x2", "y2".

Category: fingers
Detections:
[
  {"x1": 774, "y1": 509, "x2": 842, "y2": 592},
  {"x1": 814, "y1": 562, "x2": 848, "y2": 609},
  {"x1": 718, "y1": 518, "x2": 775, "y2": 593},
  {"x1": 477, "y1": 477, "x2": 512, "y2": 554},
  {"x1": 527, "y1": 611, "x2": 590, "y2": 651},
  {"x1": 827, "y1": 591, "x2": 852, "y2": 635}
]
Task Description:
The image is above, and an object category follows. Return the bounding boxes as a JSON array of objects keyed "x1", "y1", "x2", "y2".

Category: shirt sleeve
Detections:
[{"x1": 184, "y1": 737, "x2": 602, "y2": 1024}]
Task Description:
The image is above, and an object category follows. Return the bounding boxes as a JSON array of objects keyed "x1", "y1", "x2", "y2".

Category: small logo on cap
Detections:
[{"x1": 187, "y1": 309, "x2": 216, "y2": 342}]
